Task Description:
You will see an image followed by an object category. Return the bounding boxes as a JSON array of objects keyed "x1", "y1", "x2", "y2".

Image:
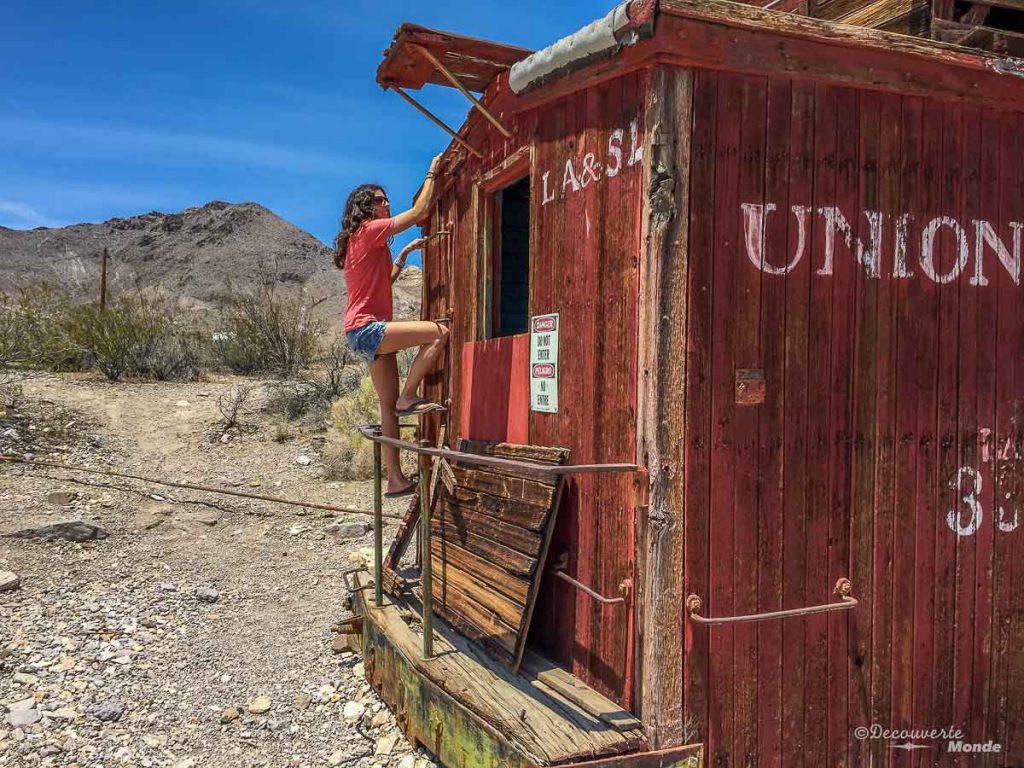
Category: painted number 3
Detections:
[
  {"x1": 947, "y1": 467, "x2": 983, "y2": 537},
  {"x1": 946, "y1": 465, "x2": 1020, "y2": 537}
]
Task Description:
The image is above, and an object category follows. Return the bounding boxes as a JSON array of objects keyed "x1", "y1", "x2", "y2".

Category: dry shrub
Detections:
[
  {"x1": 2, "y1": 283, "x2": 84, "y2": 371},
  {"x1": 0, "y1": 283, "x2": 203, "y2": 381},
  {"x1": 325, "y1": 376, "x2": 379, "y2": 480},
  {"x1": 62, "y1": 296, "x2": 202, "y2": 382},
  {"x1": 217, "y1": 383, "x2": 255, "y2": 431},
  {"x1": 263, "y1": 336, "x2": 362, "y2": 425},
  {"x1": 212, "y1": 287, "x2": 326, "y2": 377}
]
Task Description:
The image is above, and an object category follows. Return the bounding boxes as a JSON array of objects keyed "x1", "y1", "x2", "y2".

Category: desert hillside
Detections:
[{"x1": 0, "y1": 201, "x2": 422, "y2": 324}]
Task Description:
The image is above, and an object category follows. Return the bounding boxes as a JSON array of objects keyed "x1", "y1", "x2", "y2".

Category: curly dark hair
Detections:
[{"x1": 334, "y1": 184, "x2": 386, "y2": 269}]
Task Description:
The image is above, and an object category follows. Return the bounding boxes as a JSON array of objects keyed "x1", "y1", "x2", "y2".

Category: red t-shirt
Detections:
[{"x1": 343, "y1": 217, "x2": 395, "y2": 332}]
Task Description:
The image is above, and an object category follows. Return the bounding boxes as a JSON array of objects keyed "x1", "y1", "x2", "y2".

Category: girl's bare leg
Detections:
[
  {"x1": 368, "y1": 353, "x2": 413, "y2": 493},
  {"x1": 377, "y1": 321, "x2": 450, "y2": 411}
]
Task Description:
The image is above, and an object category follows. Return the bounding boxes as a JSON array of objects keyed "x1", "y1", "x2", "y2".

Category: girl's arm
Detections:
[
  {"x1": 388, "y1": 154, "x2": 442, "y2": 235},
  {"x1": 392, "y1": 237, "x2": 426, "y2": 283}
]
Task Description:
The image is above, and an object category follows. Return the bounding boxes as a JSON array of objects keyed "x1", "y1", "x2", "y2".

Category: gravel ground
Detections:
[{"x1": 0, "y1": 372, "x2": 432, "y2": 768}]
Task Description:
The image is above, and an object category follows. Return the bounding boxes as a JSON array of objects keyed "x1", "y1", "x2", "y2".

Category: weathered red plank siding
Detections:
[
  {"x1": 682, "y1": 72, "x2": 1024, "y2": 765},
  {"x1": 423, "y1": 70, "x2": 648, "y2": 705}
]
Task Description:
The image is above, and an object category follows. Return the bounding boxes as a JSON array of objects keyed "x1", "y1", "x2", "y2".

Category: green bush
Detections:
[
  {"x1": 212, "y1": 287, "x2": 326, "y2": 377},
  {"x1": 1, "y1": 283, "x2": 83, "y2": 371},
  {"x1": 61, "y1": 296, "x2": 203, "y2": 382}
]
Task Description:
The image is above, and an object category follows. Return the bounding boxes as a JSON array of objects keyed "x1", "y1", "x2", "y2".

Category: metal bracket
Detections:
[
  {"x1": 390, "y1": 85, "x2": 484, "y2": 158},
  {"x1": 410, "y1": 44, "x2": 513, "y2": 138}
]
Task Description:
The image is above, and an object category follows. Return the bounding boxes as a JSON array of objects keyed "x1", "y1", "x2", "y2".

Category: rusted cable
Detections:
[
  {"x1": 0, "y1": 454, "x2": 399, "y2": 520},
  {"x1": 686, "y1": 578, "x2": 856, "y2": 626}
]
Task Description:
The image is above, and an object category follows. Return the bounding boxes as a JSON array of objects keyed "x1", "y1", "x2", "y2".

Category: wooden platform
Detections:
[{"x1": 350, "y1": 571, "x2": 704, "y2": 768}]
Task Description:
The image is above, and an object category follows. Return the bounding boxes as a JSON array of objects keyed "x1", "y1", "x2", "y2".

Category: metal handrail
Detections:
[
  {"x1": 357, "y1": 424, "x2": 639, "y2": 476},
  {"x1": 554, "y1": 569, "x2": 627, "y2": 605},
  {"x1": 357, "y1": 423, "x2": 642, "y2": 660},
  {"x1": 686, "y1": 578, "x2": 857, "y2": 626}
]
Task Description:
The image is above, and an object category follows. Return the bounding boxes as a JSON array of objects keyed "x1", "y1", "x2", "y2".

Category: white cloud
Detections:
[{"x1": 0, "y1": 200, "x2": 61, "y2": 229}]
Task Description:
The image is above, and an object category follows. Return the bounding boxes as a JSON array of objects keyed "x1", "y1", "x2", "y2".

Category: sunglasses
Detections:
[{"x1": 373, "y1": 194, "x2": 389, "y2": 203}]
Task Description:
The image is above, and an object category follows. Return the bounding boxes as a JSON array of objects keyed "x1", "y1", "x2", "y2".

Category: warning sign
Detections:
[{"x1": 530, "y1": 313, "x2": 559, "y2": 413}]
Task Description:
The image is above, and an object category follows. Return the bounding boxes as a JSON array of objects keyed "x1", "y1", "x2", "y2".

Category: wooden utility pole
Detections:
[{"x1": 99, "y1": 247, "x2": 108, "y2": 311}]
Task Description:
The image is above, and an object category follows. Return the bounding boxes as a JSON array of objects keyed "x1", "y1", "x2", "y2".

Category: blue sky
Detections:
[{"x1": 1, "y1": 1, "x2": 604, "y2": 258}]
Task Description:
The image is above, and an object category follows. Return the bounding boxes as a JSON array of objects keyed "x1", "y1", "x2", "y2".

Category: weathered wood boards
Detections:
[
  {"x1": 352, "y1": 571, "x2": 660, "y2": 767},
  {"x1": 679, "y1": 69, "x2": 1024, "y2": 765},
  {"x1": 429, "y1": 440, "x2": 569, "y2": 671}
]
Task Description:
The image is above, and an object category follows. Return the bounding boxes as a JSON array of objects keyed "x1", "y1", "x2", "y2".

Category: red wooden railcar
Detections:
[{"x1": 356, "y1": 1, "x2": 1024, "y2": 765}]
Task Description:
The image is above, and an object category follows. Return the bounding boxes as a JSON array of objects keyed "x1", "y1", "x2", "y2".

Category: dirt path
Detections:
[{"x1": 0, "y1": 373, "x2": 429, "y2": 768}]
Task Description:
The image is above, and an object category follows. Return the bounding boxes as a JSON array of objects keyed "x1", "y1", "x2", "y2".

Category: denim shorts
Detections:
[{"x1": 345, "y1": 320, "x2": 387, "y2": 363}]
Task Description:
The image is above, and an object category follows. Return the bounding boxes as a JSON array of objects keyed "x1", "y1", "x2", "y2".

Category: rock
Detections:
[
  {"x1": 294, "y1": 455, "x2": 312, "y2": 466},
  {"x1": 0, "y1": 571, "x2": 20, "y2": 592},
  {"x1": 46, "y1": 492, "x2": 76, "y2": 506},
  {"x1": 397, "y1": 757, "x2": 417, "y2": 768},
  {"x1": 352, "y1": 662, "x2": 365, "y2": 679},
  {"x1": 331, "y1": 635, "x2": 355, "y2": 654},
  {"x1": 186, "y1": 511, "x2": 220, "y2": 527},
  {"x1": 6, "y1": 699, "x2": 39, "y2": 728},
  {"x1": 90, "y1": 701, "x2": 125, "y2": 722},
  {"x1": 247, "y1": 696, "x2": 271, "y2": 715},
  {"x1": 176, "y1": 400, "x2": 190, "y2": 408},
  {"x1": 342, "y1": 701, "x2": 366, "y2": 722},
  {"x1": 328, "y1": 751, "x2": 345, "y2": 767},
  {"x1": 220, "y1": 433, "x2": 230, "y2": 444},
  {"x1": 375, "y1": 733, "x2": 399, "y2": 756},
  {"x1": 173, "y1": 758, "x2": 197, "y2": 768},
  {"x1": 294, "y1": 694, "x2": 312, "y2": 711},
  {"x1": 3, "y1": 520, "x2": 108, "y2": 542},
  {"x1": 288, "y1": 525, "x2": 308, "y2": 536},
  {"x1": 159, "y1": 582, "x2": 177, "y2": 592},
  {"x1": 327, "y1": 522, "x2": 370, "y2": 540},
  {"x1": 46, "y1": 707, "x2": 79, "y2": 721},
  {"x1": 142, "y1": 734, "x2": 168, "y2": 748},
  {"x1": 12, "y1": 672, "x2": 38, "y2": 686},
  {"x1": 194, "y1": 587, "x2": 219, "y2": 603},
  {"x1": 99, "y1": 492, "x2": 115, "y2": 508},
  {"x1": 220, "y1": 708, "x2": 240, "y2": 724},
  {"x1": 370, "y1": 711, "x2": 392, "y2": 729}
]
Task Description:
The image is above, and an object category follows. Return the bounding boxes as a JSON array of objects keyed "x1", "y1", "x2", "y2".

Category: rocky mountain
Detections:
[{"x1": 0, "y1": 201, "x2": 422, "y2": 325}]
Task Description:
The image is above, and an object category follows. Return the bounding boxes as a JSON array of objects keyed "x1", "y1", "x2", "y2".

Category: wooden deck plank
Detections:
[
  {"x1": 521, "y1": 651, "x2": 643, "y2": 732},
  {"x1": 354, "y1": 571, "x2": 648, "y2": 765}
]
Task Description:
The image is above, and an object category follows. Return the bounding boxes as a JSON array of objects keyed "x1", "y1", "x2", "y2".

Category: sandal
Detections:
[
  {"x1": 395, "y1": 398, "x2": 445, "y2": 417},
  {"x1": 384, "y1": 483, "x2": 417, "y2": 498}
]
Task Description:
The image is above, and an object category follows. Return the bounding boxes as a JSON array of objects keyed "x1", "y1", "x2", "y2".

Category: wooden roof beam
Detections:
[
  {"x1": 389, "y1": 85, "x2": 484, "y2": 159},
  {"x1": 410, "y1": 43, "x2": 513, "y2": 138}
]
